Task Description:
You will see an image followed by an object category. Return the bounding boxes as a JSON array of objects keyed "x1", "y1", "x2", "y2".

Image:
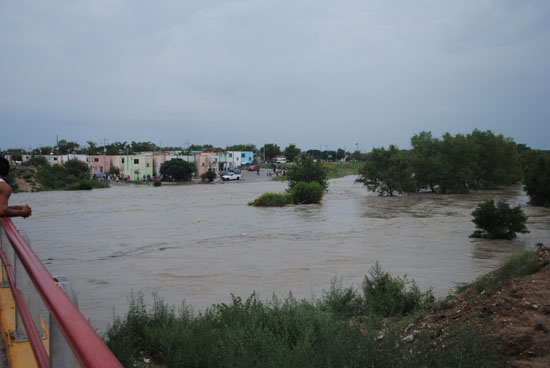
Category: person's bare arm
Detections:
[{"x1": 0, "y1": 183, "x2": 32, "y2": 218}]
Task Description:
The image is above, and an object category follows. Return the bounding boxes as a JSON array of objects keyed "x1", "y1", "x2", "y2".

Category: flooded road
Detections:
[{"x1": 12, "y1": 174, "x2": 550, "y2": 332}]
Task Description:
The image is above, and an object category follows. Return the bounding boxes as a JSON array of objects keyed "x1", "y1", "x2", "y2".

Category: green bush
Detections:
[
  {"x1": 466, "y1": 250, "x2": 545, "y2": 293},
  {"x1": 470, "y1": 200, "x2": 529, "y2": 239},
  {"x1": 249, "y1": 192, "x2": 293, "y2": 207},
  {"x1": 362, "y1": 262, "x2": 435, "y2": 317},
  {"x1": 153, "y1": 181, "x2": 161, "y2": 187},
  {"x1": 291, "y1": 181, "x2": 323, "y2": 204},
  {"x1": 200, "y1": 170, "x2": 217, "y2": 183},
  {"x1": 287, "y1": 155, "x2": 328, "y2": 191}
]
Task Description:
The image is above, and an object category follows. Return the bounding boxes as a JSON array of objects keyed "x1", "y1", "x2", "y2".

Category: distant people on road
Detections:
[{"x1": 0, "y1": 157, "x2": 32, "y2": 218}]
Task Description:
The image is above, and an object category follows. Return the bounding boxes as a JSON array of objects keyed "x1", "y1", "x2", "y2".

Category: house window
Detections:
[
  {"x1": 134, "y1": 159, "x2": 139, "y2": 164},
  {"x1": 241, "y1": 153, "x2": 245, "y2": 158},
  {"x1": 122, "y1": 158, "x2": 125, "y2": 163},
  {"x1": 146, "y1": 163, "x2": 150, "y2": 167},
  {"x1": 229, "y1": 153, "x2": 232, "y2": 157},
  {"x1": 94, "y1": 158, "x2": 99, "y2": 162}
]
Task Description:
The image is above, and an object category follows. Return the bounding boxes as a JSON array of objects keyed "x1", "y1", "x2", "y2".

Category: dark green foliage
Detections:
[
  {"x1": 153, "y1": 181, "x2": 161, "y2": 187},
  {"x1": 290, "y1": 181, "x2": 323, "y2": 204},
  {"x1": 105, "y1": 266, "x2": 502, "y2": 368},
  {"x1": 200, "y1": 170, "x2": 217, "y2": 183},
  {"x1": 22, "y1": 158, "x2": 107, "y2": 191},
  {"x1": 226, "y1": 144, "x2": 257, "y2": 152},
  {"x1": 287, "y1": 155, "x2": 328, "y2": 191},
  {"x1": 262, "y1": 143, "x2": 281, "y2": 162},
  {"x1": 283, "y1": 144, "x2": 301, "y2": 162},
  {"x1": 27, "y1": 156, "x2": 49, "y2": 167},
  {"x1": 319, "y1": 278, "x2": 363, "y2": 319},
  {"x1": 470, "y1": 200, "x2": 529, "y2": 239},
  {"x1": 523, "y1": 152, "x2": 550, "y2": 207},
  {"x1": 249, "y1": 192, "x2": 293, "y2": 207},
  {"x1": 160, "y1": 159, "x2": 194, "y2": 181},
  {"x1": 64, "y1": 159, "x2": 90, "y2": 178},
  {"x1": 357, "y1": 145, "x2": 415, "y2": 196},
  {"x1": 106, "y1": 292, "x2": 367, "y2": 368},
  {"x1": 362, "y1": 262, "x2": 435, "y2": 317},
  {"x1": 409, "y1": 130, "x2": 522, "y2": 193}
]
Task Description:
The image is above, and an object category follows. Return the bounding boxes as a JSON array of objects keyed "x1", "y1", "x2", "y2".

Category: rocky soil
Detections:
[{"x1": 409, "y1": 248, "x2": 550, "y2": 368}]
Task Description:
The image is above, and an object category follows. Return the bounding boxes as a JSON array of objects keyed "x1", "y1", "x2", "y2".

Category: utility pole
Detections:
[{"x1": 101, "y1": 138, "x2": 108, "y2": 174}]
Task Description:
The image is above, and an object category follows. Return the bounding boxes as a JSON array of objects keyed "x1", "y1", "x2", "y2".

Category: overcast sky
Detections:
[{"x1": 1, "y1": 0, "x2": 549, "y2": 152}]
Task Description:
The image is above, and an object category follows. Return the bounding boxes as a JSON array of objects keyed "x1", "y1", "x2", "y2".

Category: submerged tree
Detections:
[
  {"x1": 523, "y1": 152, "x2": 550, "y2": 207},
  {"x1": 357, "y1": 145, "x2": 415, "y2": 196},
  {"x1": 470, "y1": 200, "x2": 529, "y2": 239},
  {"x1": 287, "y1": 155, "x2": 328, "y2": 191}
]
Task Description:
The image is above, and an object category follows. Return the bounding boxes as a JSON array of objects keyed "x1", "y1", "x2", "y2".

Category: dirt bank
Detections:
[{"x1": 410, "y1": 248, "x2": 550, "y2": 368}]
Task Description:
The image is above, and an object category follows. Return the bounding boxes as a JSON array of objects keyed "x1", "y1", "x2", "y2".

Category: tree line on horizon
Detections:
[{"x1": 356, "y1": 129, "x2": 549, "y2": 207}]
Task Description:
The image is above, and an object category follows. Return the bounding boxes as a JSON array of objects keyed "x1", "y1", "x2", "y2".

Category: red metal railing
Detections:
[{"x1": 1, "y1": 218, "x2": 122, "y2": 368}]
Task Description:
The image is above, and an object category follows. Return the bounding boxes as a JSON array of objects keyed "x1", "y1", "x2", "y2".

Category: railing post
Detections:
[
  {"x1": 14, "y1": 230, "x2": 46, "y2": 341},
  {"x1": 50, "y1": 275, "x2": 80, "y2": 368},
  {"x1": 0, "y1": 226, "x2": 14, "y2": 288}
]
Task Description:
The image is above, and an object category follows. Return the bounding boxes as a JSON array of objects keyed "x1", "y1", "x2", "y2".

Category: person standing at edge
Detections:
[{"x1": 0, "y1": 157, "x2": 32, "y2": 218}]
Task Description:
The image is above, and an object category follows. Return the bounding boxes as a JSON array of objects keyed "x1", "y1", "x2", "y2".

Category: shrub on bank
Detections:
[
  {"x1": 363, "y1": 262, "x2": 435, "y2": 317},
  {"x1": 105, "y1": 264, "x2": 502, "y2": 368}
]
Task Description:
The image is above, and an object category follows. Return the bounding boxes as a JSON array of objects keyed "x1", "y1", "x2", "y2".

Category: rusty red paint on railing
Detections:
[
  {"x1": 0, "y1": 248, "x2": 49, "y2": 367},
  {"x1": 1, "y1": 218, "x2": 123, "y2": 368}
]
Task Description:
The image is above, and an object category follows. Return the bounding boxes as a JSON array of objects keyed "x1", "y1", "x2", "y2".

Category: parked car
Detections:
[
  {"x1": 229, "y1": 167, "x2": 242, "y2": 174},
  {"x1": 219, "y1": 170, "x2": 229, "y2": 177},
  {"x1": 248, "y1": 165, "x2": 260, "y2": 171},
  {"x1": 222, "y1": 172, "x2": 241, "y2": 181}
]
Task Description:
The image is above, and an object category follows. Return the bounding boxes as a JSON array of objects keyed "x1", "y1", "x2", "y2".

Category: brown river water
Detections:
[{"x1": 11, "y1": 174, "x2": 550, "y2": 332}]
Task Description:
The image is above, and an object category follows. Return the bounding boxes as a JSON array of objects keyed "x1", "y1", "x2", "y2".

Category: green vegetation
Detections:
[
  {"x1": 15, "y1": 156, "x2": 108, "y2": 191},
  {"x1": 357, "y1": 145, "x2": 415, "y2": 196},
  {"x1": 470, "y1": 200, "x2": 529, "y2": 239},
  {"x1": 523, "y1": 151, "x2": 550, "y2": 207},
  {"x1": 363, "y1": 262, "x2": 435, "y2": 317},
  {"x1": 287, "y1": 155, "x2": 328, "y2": 191},
  {"x1": 105, "y1": 264, "x2": 502, "y2": 368},
  {"x1": 249, "y1": 192, "x2": 293, "y2": 207},
  {"x1": 160, "y1": 159, "x2": 195, "y2": 181},
  {"x1": 291, "y1": 181, "x2": 323, "y2": 204},
  {"x1": 249, "y1": 182, "x2": 324, "y2": 206},
  {"x1": 283, "y1": 144, "x2": 301, "y2": 162},
  {"x1": 323, "y1": 161, "x2": 362, "y2": 179},
  {"x1": 457, "y1": 250, "x2": 545, "y2": 294},
  {"x1": 358, "y1": 130, "x2": 524, "y2": 196},
  {"x1": 200, "y1": 170, "x2": 217, "y2": 183}
]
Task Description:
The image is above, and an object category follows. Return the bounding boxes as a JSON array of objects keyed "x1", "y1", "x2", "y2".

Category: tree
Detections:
[
  {"x1": 64, "y1": 159, "x2": 90, "y2": 178},
  {"x1": 410, "y1": 131, "x2": 446, "y2": 192},
  {"x1": 131, "y1": 141, "x2": 157, "y2": 152},
  {"x1": 471, "y1": 200, "x2": 529, "y2": 239},
  {"x1": 287, "y1": 155, "x2": 328, "y2": 191},
  {"x1": 57, "y1": 140, "x2": 80, "y2": 154},
  {"x1": 523, "y1": 152, "x2": 550, "y2": 207},
  {"x1": 283, "y1": 144, "x2": 301, "y2": 162},
  {"x1": 262, "y1": 144, "x2": 281, "y2": 162},
  {"x1": 226, "y1": 144, "x2": 257, "y2": 152},
  {"x1": 467, "y1": 130, "x2": 521, "y2": 188},
  {"x1": 336, "y1": 148, "x2": 347, "y2": 161},
  {"x1": 160, "y1": 159, "x2": 194, "y2": 181},
  {"x1": 357, "y1": 145, "x2": 415, "y2": 196}
]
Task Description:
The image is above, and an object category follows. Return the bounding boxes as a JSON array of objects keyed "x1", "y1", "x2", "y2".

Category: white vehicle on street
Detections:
[{"x1": 222, "y1": 172, "x2": 241, "y2": 181}]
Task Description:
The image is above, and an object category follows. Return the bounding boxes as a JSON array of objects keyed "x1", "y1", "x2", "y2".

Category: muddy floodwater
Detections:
[{"x1": 12, "y1": 175, "x2": 550, "y2": 332}]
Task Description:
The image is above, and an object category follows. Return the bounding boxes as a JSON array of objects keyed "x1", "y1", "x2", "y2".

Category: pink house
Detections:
[
  {"x1": 87, "y1": 155, "x2": 111, "y2": 175},
  {"x1": 193, "y1": 152, "x2": 218, "y2": 177}
]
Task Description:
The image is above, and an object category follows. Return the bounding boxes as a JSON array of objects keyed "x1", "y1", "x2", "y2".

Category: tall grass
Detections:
[{"x1": 105, "y1": 264, "x2": 505, "y2": 367}]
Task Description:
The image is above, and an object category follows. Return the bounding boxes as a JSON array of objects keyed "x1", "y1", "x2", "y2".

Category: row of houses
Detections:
[{"x1": 5, "y1": 151, "x2": 255, "y2": 181}]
